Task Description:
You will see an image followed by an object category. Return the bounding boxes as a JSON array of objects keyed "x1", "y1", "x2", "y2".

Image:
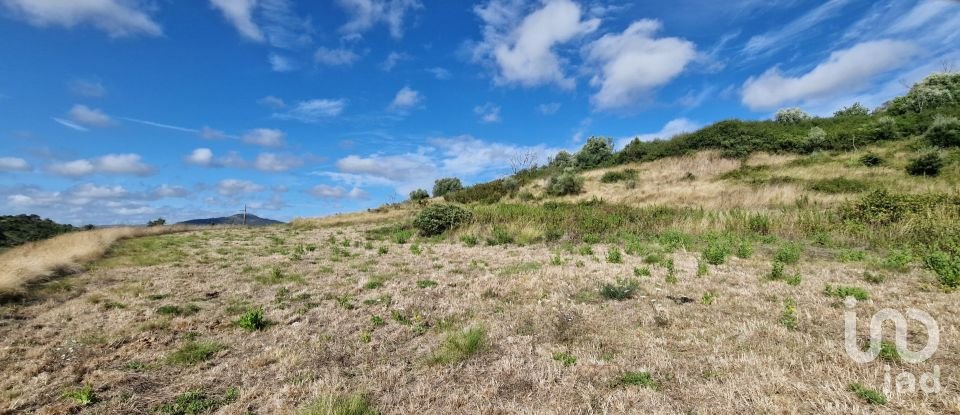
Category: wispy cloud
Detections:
[
  {"x1": 741, "y1": 0, "x2": 853, "y2": 58},
  {"x1": 1, "y1": 0, "x2": 162, "y2": 37}
]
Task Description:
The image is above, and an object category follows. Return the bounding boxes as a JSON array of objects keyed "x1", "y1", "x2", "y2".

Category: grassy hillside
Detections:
[{"x1": 1, "y1": 73, "x2": 959, "y2": 414}]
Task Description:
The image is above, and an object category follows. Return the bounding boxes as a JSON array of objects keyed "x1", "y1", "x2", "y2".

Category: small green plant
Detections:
[
  {"x1": 824, "y1": 284, "x2": 869, "y2": 301},
  {"x1": 392, "y1": 229, "x2": 412, "y2": 244},
  {"x1": 363, "y1": 278, "x2": 385, "y2": 290},
  {"x1": 298, "y1": 393, "x2": 378, "y2": 415},
  {"x1": 863, "y1": 271, "x2": 886, "y2": 284},
  {"x1": 412, "y1": 204, "x2": 472, "y2": 236},
  {"x1": 878, "y1": 341, "x2": 901, "y2": 363},
  {"x1": 168, "y1": 341, "x2": 225, "y2": 365},
  {"x1": 697, "y1": 260, "x2": 708, "y2": 277},
  {"x1": 616, "y1": 371, "x2": 659, "y2": 390},
  {"x1": 416, "y1": 279, "x2": 438, "y2": 288},
  {"x1": 924, "y1": 251, "x2": 960, "y2": 289},
  {"x1": 633, "y1": 266, "x2": 650, "y2": 277},
  {"x1": 849, "y1": 383, "x2": 887, "y2": 405},
  {"x1": 599, "y1": 278, "x2": 639, "y2": 300},
  {"x1": 63, "y1": 384, "x2": 97, "y2": 406},
  {"x1": 545, "y1": 170, "x2": 585, "y2": 196},
  {"x1": 701, "y1": 291, "x2": 715, "y2": 305},
  {"x1": 600, "y1": 169, "x2": 636, "y2": 183},
  {"x1": 859, "y1": 153, "x2": 884, "y2": 167},
  {"x1": 774, "y1": 243, "x2": 802, "y2": 265},
  {"x1": 664, "y1": 259, "x2": 677, "y2": 284},
  {"x1": 735, "y1": 241, "x2": 753, "y2": 258},
  {"x1": 410, "y1": 244, "x2": 422, "y2": 255},
  {"x1": 552, "y1": 351, "x2": 577, "y2": 367},
  {"x1": 550, "y1": 254, "x2": 564, "y2": 265},
  {"x1": 431, "y1": 327, "x2": 486, "y2": 364},
  {"x1": 377, "y1": 245, "x2": 388, "y2": 255},
  {"x1": 370, "y1": 315, "x2": 386, "y2": 328},
  {"x1": 607, "y1": 248, "x2": 623, "y2": 264},
  {"x1": 236, "y1": 307, "x2": 268, "y2": 331},
  {"x1": 459, "y1": 234, "x2": 478, "y2": 247},
  {"x1": 579, "y1": 245, "x2": 594, "y2": 255},
  {"x1": 702, "y1": 238, "x2": 730, "y2": 265},
  {"x1": 157, "y1": 388, "x2": 238, "y2": 415},
  {"x1": 905, "y1": 152, "x2": 943, "y2": 177},
  {"x1": 157, "y1": 304, "x2": 200, "y2": 317},
  {"x1": 881, "y1": 249, "x2": 912, "y2": 272},
  {"x1": 780, "y1": 298, "x2": 798, "y2": 330},
  {"x1": 748, "y1": 214, "x2": 771, "y2": 235}
]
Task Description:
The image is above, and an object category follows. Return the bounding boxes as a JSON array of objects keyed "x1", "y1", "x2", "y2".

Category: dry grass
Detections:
[
  {"x1": 0, "y1": 226, "x2": 186, "y2": 297},
  {"x1": 1, "y1": 224, "x2": 957, "y2": 414},
  {"x1": 291, "y1": 205, "x2": 416, "y2": 229}
]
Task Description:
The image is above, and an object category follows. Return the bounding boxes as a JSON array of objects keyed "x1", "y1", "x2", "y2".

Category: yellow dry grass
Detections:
[
  {"x1": 0, "y1": 226, "x2": 186, "y2": 296},
  {"x1": 291, "y1": 205, "x2": 416, "y2": 229}
]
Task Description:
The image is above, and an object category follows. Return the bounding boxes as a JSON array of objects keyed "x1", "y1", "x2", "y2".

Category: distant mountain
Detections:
[{"x1": 177, "y1": 214, "x2": 283, "y2": 226}]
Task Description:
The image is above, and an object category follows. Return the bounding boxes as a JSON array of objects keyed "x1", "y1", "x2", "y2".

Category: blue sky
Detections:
[{"x1": 0, "y1": 0, "x2": 958, "y2": 225}]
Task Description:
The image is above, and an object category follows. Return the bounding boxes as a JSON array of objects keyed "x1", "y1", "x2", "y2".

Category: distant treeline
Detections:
[{"x1": 0, "y1": 215, "x2": 86, "y2": 249}]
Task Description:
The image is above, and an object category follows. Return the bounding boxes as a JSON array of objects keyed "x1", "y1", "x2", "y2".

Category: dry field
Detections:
[{"x1": 0, "y1": 222, "x2": 956, "y2": 414}]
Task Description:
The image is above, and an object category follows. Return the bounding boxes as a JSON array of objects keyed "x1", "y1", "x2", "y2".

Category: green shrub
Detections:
[
  {"x1": 412, "y1": 204, "x2": 472, "y2": 236},
  {"x1": 298, "y1": 393, "x2": 378, "y2": 415},
  {"x1": 849, "y1": 383, "x2": 887, "y2": 405},
  {"x1": 702, "y1": 238, "x2": 730, "y2": 265},
  {"x1": 545, "y1": 170, "x2": 584, "y2": 196},
  {"x1": 459, "y1": 234, "x2": 478, "y2": 247},
  {"x1": 158, "y1": 389, "x2": 239, "y2": 415},
  {"x1": 432, "y1": 177, "x2": 463, "y2": 198},
  {"x1": 575, "y1": 136, "x2": 615, "y2": 168},
  {"x1": 409, "y1": 189, "x2": 429, "y2": 202},
  {"x1": 607, "y1": 248, "x2": 623, "y2": 264},
  {"x1": 431, "y1": 327, "x2": 486, "y2": 364},
  {"x1": 872, "y1": 116, "x2": 898, "y2": 140},
  {"x1": 748, "y1": 214, "x2": 771, "y2": 235},
  {"x1": 444, "y1": 179, "x2": 515, "y2": 204},
  {"x1": 600, "y1": 169, "x2": 636, "y2": 183},
  {"x1": 859, "y1": 153, "x2": 884, "y2": 167},
  {"x1": 774, "y1": 108, "x2": 811, "y2": 124},
  {"x1": 824, "y1": 284, "x2": 869, "y2": 301},
  {"x1": 774, "y1": 243, "x2": 802, "y2": 265},
  {"x1": 924, "y1": 251, "x2": 960, "y2": 289},
  {"x1": 780, "y1": 298, "x2": 798, "y2": 330},
  {"x1": 926, "y1": 115, "x2": 960, "y2": 147},
  {"x1": 808, "y1": 177, "x2": 869, "y2": 194},
  {"x1": 616, "y1": 371, "x2": 659, "y2": 389},
  {"x1": 168, "y1": 341, "x2": 225, "y2": 365},
  {"x1": 599, "y1": 278, "x2": 639, "y2": 300},
  {"x1": 735, "y1": 241, "x2": 753, "y2": 258},
  {"x1": 552, "y1": 351, "x2": 577, "y2": 367},
  {"x1": 63, "y1": 385, "x2": 97, "y2": 406},
  {"x1": 236, "y1": 307, "x2": 268, "y2": 331},
  {"x1": 906, "y1": 152, "x2": 943, "y2": 177},
  {"x1": 834, "y1": 102, "x2": 869, "y2": 118}
]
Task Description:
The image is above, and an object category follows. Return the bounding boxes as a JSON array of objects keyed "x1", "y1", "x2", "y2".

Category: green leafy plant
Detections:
[
  {"x1": 431, "y1": 327, "x2": 486, "y2": 364},
  {"x1": 413, "y1": 204, "x2": 473, "y2": 236},
  {"x1": 849, "y1": 383, "x2": 887, "y2": 405},
  {"x1": 552, "y1": 351, "x2": 577, "y2": 367},
  {"x1": 63, "y1": 385, "x2": 97, "y2": 406},
  {"x1": 906, "y1": 152, "x2": 943, "y2": 177},
  {"x1": 615, "y1": 371, "x2": 660, "y2": 390},
  {"x1": 236, "y1": 307, "x2": 268, "y2": 331},
  {"x1": 599, "y1": 278, "x2": 639, "y2": 300},
  {"x1": 824, "y1": 284, "x2": 869, "y2": 301}
]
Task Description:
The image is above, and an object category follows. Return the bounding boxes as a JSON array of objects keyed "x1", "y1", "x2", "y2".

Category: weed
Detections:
[
  {"x1": 735, "y1": 241, "x2": 754, "y2": 258},
  {"x1": 459, "y1": 234, "x2": 478, "y2": 247},
  {"x1": 410, "y1": 244, "x2": 422, "y2": 255},
  {"x1": 774, "y1": 243, "x2": 802, "y2": 265},
  {"x1": 616, "y1": 371, "x2": 659, "y2": 390},
  {"x1": 431, "y1": 327, "x2": 486, "y2": 364},
  {"x1": 599, "y1": 278, "x2": 639, "y2": 300},
  {"x1": 168, "y1": 341, "x2": 225, "y2": 365},
  {"x1": 748, "y1": 214, "x2": 771, "y2": 235},
  {"x1": 370, "y1": 315, "x2": 386, "y2": 328},
  {"x1": 607, "y1": 248, "x2": 623, "y2": 264},
  {"x1": 377, "y1": 246, "x2": 388, "y2": 255},
  {"x1": 849, "y1": 383, "x2": 887, "y2": 405},
  {"x1": 552, "y1": 351, "x2": 577, "y2": 367},
  {"x1": 633, "y1": 266, "x2": 650, "y2": 277},
  {"x1": 697, "y1": 260, "x2": 708, "y2": 276},
  {"x1": 363, "y1": 278, "x2": 385, "y2": 290},
  {"x1": 703, "y1": 238, "x2": 730, "y2": 265},
  {"x1": 298, "y1": 393, "x2": 378, "y2": 415},
  {"x1": 336, "y1": 295, "x2": 356, "y2": 310},
  {"x1": 701, "y1": 291, "x2": 715, "y2": 305},
  {"x1": 878, "y1": 341, "x2": 901, "y2": 363},
  {"x1": 808, "y1": 177, "x2": 869, "y2": 194},
  {"x1": 924, "y1": 251, "x2": 960, "y2": 289},
  {"x1": 63, "y1": 385, "x2": 97, "y2": 406},
  {"x1": 157, "y1": 304, "x2": 200, "y2": 317},
  {"x1": 880, "y1": 249, "x2": 912, "y2": 272},
  {"x1": 156, "y1": 388, "x2": 238, "y2": 415},
  {"x1": 824, "y1": 284, "x2": 869, "y2": 301},
  {"x1": 863, "y1": 271, "x2": 887, "y2": 284},
  {"x1": 416, "y1": 279, "x2": 438, "y2": 289},
  {"x1": 780, "y1": 298, "x2": 798, "y2": 330},
  {"x1": 236, "y1": 308, "x2": 268, "y2": 331},
  {"x1": 579, "y1": 245, "x2": 594, "y2": 255}
]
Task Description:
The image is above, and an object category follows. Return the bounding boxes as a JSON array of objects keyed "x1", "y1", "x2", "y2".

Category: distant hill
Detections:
[
  {"x1": 177, "y1": 214, "x2": 283, "y2": 226},
  {"x1": 0, "y1": 215, "x2": 78, "y2": 249}
]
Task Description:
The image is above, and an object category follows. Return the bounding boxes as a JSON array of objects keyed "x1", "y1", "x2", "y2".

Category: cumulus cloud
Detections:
[
  {"x1": 473, "y1": 0, "x2": 599, "y2": 89},
  {"x1": 741, "y1": 40, "x2": 918, "y2": 110},
  {"x1": 69, "y1": 183, "x2": 128, "y2": 200},
  {"x1": 216, "y1": 179, "x2": 264, "y2": 196},
  {"x1": 151, "y1": 184, "x2": 190, "y2": 198},
  {"x1": 274, "y1": 99, "x2": 346, "y2": 122},
  {"x1": 1, "y1": 0, "x2": 163, "y2": 37},
  {"x1": 67, "y1": 104, "x2": 112, "y2": 127},
  {"x1": 185, "y1": 148, "x2": 215, "y2": 166},
  {"x1": 584, "y1": 19, "x2": 696, "y2": 109},
  {"x1": 242, "y1": 128, "x2": 286, "y2": 147},
  {"x1": 473, "y1": 102, "x2": 501, "y2": 123},
  {"x1": 268, "y1": 53, "x2": 297, "y2": 72},
  {"x1": 68, "y1": 79, "x2": 106, "y2": 97},
  {"x1": 49, "y1": 153, "x2": 152, "y2": 177},
  {"x1": 253, "y1": 153, "x2": 303, "y2": 172},
  {"x1": 315, "y1": 47, "x2": 360, "y2": 66},
  {"x1": 209, "y1": 0, "x2": 264, "y2": 42},
  {"x1": 618, "y1": 118, "x2": 700, "y2": 148},
  {"x1": 308, "y1": 184, "x2": 368, "y2": 200},
  {"x1": 336, "y1": 0, "x2": 423, "y2": 39},
  {"x1": 380, "y1": 51, "x2": 407, "y2": 71},
  {"x1": 389, "y1": 86, "x2": 422, "y2": 112},
  {"x1": 258, "y1": 95, "x2": 286, "y2": 109},
  {"x1": 0, "y1": 157, "x2": 31, "y2": 172}
]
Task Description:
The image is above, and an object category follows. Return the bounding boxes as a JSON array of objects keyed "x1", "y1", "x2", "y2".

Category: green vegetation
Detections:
[
  {"x1": 924, "y1": 251, "x2": 960, "y2": 289},
  {"x1": 824, "y1": 285, "x2": 869, "y2": 301},
  {"x1": 168, "y1": 341, "x2": 225, "y2": 365},
  {"x1": 235, "y1": 307, "x2": 268, "y2": 331},
  {"x1": 615, "y1": 371, "x2": 660, "y2": 390},
  {"x1": 849, "y1": 383, "x2": 887, "y2": 405},
  {"x1": 63, "y1": 384, "x2": 97, "y2": 406},
  {"x1": 600, "y1": 169, "x2": 637, "y2": 183},
  {"x1": 409, "y1": 188, "x2": 429, "y2": 202},
  {"x1": 432, "y1": 177, "x2": 463, "y2": 198},
  {"x1": 431, "y1": 327, "x2": 486, "y2": 364},
  {"x1": 412, "y1": 204, "x2": 472, "y2": 236},
  {"x1": 807, "y1": 177, "x2": 869, "y2": 194},
  {"x1": 905, "y1": 152, "x2": 943, "y2": 176},
  {"x1": 599, "y1": 278, "x2": 639, "y2": 300},
  {"x1": 157, "y1": 304, "x2": 200, "y2": 317},
  {"x1": 298, "y1": 393, "x2": 378, "y2": 415},
  {"x1": 552, "y1": 351, "x2": 577, "y2": 367},
  {"x1": 0, "y1": 214, "x2": 78, "y2": 249},
  {"x1": 156, "y1": 388, "x2": 238, "y2": 415},
  {"x1": 780, "y1": 298, "x2": 798, "y2": 330},
  {"x1": 926, "y1": 115, "x2": 960, "y2": 147},
  {"x1": 545, "y1": 170, "x2": 584, "y2": 196}
]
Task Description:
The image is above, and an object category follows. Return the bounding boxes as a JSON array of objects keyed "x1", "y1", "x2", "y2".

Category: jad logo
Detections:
[{"x1": 843, "y1": 297, "x2": 941, "y2": 397}]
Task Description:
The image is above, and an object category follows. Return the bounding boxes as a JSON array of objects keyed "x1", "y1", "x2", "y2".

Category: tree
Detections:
[
  {"x1": 509, "y1": 150, "x2": 538, "y2": 174},
  {"x1": 147, "y1": 218, "x2": 166, "y2": 227},
  {"x1": 807, "y1": 126, "x2": 827, "y2": 150},
  {"x1": 409, "y1": 188, "x2": 430, "y2": 202},
  {"x1": 774, "y1": 108, "x2": 811, "y2": 124},
  {"x1": 432, "y1": 177, "x2": 463, "y2": 198},
  {"x1": 833, "y1": 102, "x2": 869, "y2": 117},
  {"x1": 575, "y1": 136, "x2": 614, "y2": 169},
  {"x1": 925, "y1": 115, "x2": 960, "y2": 148},
  {"x1": 545, "y1": 169, "x2": 584, "y2": 196},
  {"x1": 548, "y1": 151, "x2": 574, "y2": 169}
]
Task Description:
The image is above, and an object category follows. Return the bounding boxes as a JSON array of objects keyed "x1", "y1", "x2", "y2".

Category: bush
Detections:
[
  {"x1": 432, "y1": 177, "x2": 463, "y2": 197},
  {"x1": 575, "y1": 136, "x2": 615, "y2": 168},
  {"x1": 806, "y1": 126, "x2": 827, "y2": 149},
  {"x1": 409, "y1": 189, "x2": 429, "y2": 202},
  {"x1": 548, "y1": 150, "x2": 575, "y2": 169},
  {"x1": 925, "y1": 115, "x2": 960, "y2": 147},
  {"x1": 774, "y1": 108, "x2": 811, "y2": 124},
  {"x1": 545, "y1": 170, "x2": 584, "y2": 196},
  {"x1": 886, "y1": 72, "x2": 958, "y2": 114},
  {"x1": 236, "y1": 307, "x2": 267, "y2": 331},
  {"x1": 412, "y1": 204, "x2": 472, "y2": 236},
  {"x1": 0, "y1": 214, "x2": 76, "y2": 249},
  {"x1": 834, "y1": 102, "x2": 869, "y2": 118},
  {"x1": 147, "y1": 218, "x2": 166, "y2": 227},
  {"x1": 824, "y1": 284, "x2": 869, "y2": 301},
  {"x1": 905, "y1": 152, "x2": 943, "y2": 177},
  {"x1": 600, "y1": 169, "x2": 636, "y2": 183},
  {"x1": 872, "y1": 116, "x2": 898, "y2": 140},
  {"x1": 774, "y1": 243, "x2": 802, "y2": 265},
  {"x1": 702, "y1": 238, "x2": 730, "y2": 265},
  {"x1": 859, "y1": 153, "x2": 884, "y2": 167},
  {"x1": 599, "y1": 278, "x2": 639, "y2": 300},
  {"x1": 431, "y1": 327, "x2": 486, "y2": 364},
  {"x1": 925, "y1": 251, "x2": 960, "y2": 289},
  {"x1": 443, "y1": 179, "x2": 514, "y2": 204},
  {"x1": 807, "y1": 177, "x2": 869, "y2": 194}
]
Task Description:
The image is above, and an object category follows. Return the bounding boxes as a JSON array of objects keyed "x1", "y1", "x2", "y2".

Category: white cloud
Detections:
[
  {"x1": 49, "y1": 153, "x2": 152, "y2": 177},
  {"x1": 242, "y1": 128, "x2": 286, "y2": 147},
  {"x1": 389, "y1": 86, "x2": 422, "y2": 111},
  {"x1": 741, "y1": 40, "x2": 918, "y2": 110},
  {"x1": 1, "y1": 0, "x2": 163, "y2": 37},
  {"x1": 258, "y1": 95, "x2": 286, "y2": 109},
  {"x1": 308, "y1": 184, "x2": 368, "y2": 199},
  {"x1": 151, "y1": 184, "x2": 190, "y2": 198},
  {"x1": 274, "y1": 99, "x2": 346, "y2": 122},
  {"x1": 537, "y1": 102, "x2": 561, "y2": 115},
  {"x1": 68, "y1": 104, "x2": 112, "y2": 127},
  {"x1": 742, "y1": 0, "x2": 853, "y2": 58},
  {"x1": 473, "y1": 102, "x2": 501, "y2": 123},
  {"x1": 584, "y1": 19, "x2": 696, "y2": 109},
  {"x1": 473, "y1": 0, "x2": 599, "y2": 89},
  {"x1": 186, "y1": 148, "x2": 215, "y2": 166},
  {"x1": 199, "y1": 126, "x2": 227, "y2": 140},
  {"x1": 216, "y1": 179, "x2": 264, "y2": 196},
  {"x1": 0, "y1": 157, "x2": 31, "y2": 172},
  {"x1": 336, "y1": 0, "x2": 423, "y2": 39},
  {"x1": 53, "y1": 117, "x2": 88, "y2": 131},
  {"x1": 618, "y1": 118, "x2": 700, "y2": 148},
  {"x1": 314, "y1": 46, "x2": 360, "y2": 66},
  {"x1": 380, "y1": 51, "x2": 407, "y2": 71},
  {"x1": 888, "y1": 0, "x2": 955, "y2": 34},
  {"x1": 69, "y1": 183, "x2": 127, "y2": 200},
  {"x1": 336, "y1": 152, "x2": 435, "y2": 184},
  {"x1": 426, "y1": 67, "x2": 451, "y2": 80},
  {"x1": 68, "y1": 79, "x2": 106, "y2": 97},
  {"x1": 253, "y1": 153, "x2": 303, "y2": 172},
  {"x1": 209, "y1": 0, "x2": 264, "y2": 42},
  {"x1": 430, "y1": 135, "x2": 559, "y2": 176},
  {"x1": 269, "y1": 53, "x2": 297, "y2": 72}
]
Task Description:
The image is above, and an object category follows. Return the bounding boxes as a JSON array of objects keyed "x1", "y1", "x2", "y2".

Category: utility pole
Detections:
[{"x1": 243, "y1": 204, "x2": 247, "y2": 226}]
